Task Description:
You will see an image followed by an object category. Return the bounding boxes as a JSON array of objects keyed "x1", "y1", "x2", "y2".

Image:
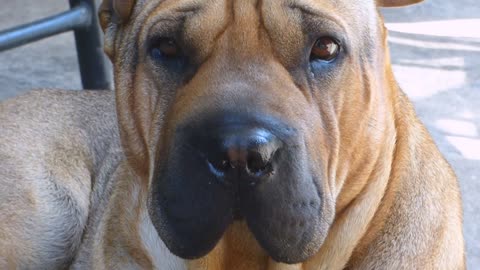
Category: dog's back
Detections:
[{"x1": 0, "y1": 90, "x2": 121, "y2": 269}]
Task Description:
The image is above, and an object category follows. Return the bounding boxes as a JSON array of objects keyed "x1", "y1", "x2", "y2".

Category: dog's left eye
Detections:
[
  {"x1": 150, "y1": 38, "x2": 182, "y2": 60},
  {"x1": 310, "y1": 37, "x2": 340, "y2": 62}
]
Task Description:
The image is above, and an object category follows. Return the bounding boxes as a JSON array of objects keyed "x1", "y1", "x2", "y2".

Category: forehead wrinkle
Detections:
[
  {"x1": 287, "y1": 0, "x2": 347, "y2": 32},
  {"x1": 230, "y1": 0, "x2": 262, "y2": 31},
  {"x1": 259, "y1": 0, "x2": 305, "y2": 65},
  {"x1": 137, "y1": 0, "x2": 203, "y2": 49},
  {"x1": 128, "y1": 0, "x2": 162, "y2": 44},
  {"x1": 221, "y1": 0, "x2": 265, "y2": 60}
]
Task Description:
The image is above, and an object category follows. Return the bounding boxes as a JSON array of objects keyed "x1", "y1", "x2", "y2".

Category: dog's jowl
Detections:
[{"x1": 0, "y1": 0, "x2": 465, "y2": 269}]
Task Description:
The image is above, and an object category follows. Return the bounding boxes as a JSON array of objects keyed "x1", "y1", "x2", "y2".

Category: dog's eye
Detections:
[
  {"x1": 150, "y1": 38, "x2": 182, "y2": 60},
  {"x1": 310, "y1": 37, "x2": 340, "y2": 62}
]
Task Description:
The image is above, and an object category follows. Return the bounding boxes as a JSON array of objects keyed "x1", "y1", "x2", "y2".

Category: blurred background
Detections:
[{"x1": 0, "y1": 0, "x2": 478, "y2": 268}]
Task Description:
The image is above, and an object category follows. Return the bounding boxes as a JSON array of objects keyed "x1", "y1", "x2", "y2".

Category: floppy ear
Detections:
[
  {"x1": 377, "y1": 0, "x2": 423, "y2": 7},
  {"x1": 98, "y1": 0, "x2": 135, "y2": 58},
  {"x1": 99, "y1": 0, "x2": 136, "y2": 30}
]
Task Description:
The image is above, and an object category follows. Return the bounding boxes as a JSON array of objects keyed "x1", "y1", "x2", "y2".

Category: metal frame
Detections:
[{"x1": 0, "y1": 0, "x2": 111, "y2": 90}]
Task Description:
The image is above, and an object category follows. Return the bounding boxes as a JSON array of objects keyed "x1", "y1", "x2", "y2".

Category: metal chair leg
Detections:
[{"x1": 69, "y1": 0, "x2": 112, "y2": 90}]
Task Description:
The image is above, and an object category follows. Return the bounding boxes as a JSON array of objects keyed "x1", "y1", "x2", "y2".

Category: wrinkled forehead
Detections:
[{"x1": 132, "y1": 0, "x2": 380, "y2": 57}]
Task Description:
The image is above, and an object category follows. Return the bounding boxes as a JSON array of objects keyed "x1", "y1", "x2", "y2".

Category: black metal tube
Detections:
[
  {"x1": 0, "y1": 5, "x2": 91, "y2": 52},
  {"x1": 69, "y1": 0, "x2": 112, "y2": 90}
]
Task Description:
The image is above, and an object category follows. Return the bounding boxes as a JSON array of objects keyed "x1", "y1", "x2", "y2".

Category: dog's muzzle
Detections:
[{"x1": 148, "y1": 111, "x2": 324, "y2": 263}]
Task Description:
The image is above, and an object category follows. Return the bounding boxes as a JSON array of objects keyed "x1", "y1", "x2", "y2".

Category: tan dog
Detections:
[{"x1": 0, "y1": 0, "x2": 465, "y2": 269}]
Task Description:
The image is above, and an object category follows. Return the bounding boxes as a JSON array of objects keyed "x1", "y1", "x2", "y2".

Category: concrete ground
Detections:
[{"x1": 0, "y1": 0, "x2": 478, "y2": 268}]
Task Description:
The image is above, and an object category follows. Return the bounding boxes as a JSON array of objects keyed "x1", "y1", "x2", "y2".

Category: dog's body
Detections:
[{"x1": 0, "y1": 0, "x2": 464, "y2": 269}]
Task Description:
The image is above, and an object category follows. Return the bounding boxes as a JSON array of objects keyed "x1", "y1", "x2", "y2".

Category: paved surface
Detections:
[{"x1": 1, "y1": 0, "x2": 478, "y2": 268}]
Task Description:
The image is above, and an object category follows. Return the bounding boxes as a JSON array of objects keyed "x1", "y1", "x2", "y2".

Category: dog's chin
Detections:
[
  {"x1": 148, "y1": 199, "x2": 324, "y2": 264},
  {"x1": 148, "y1": 172, "x2": 326, "y2": 263}
]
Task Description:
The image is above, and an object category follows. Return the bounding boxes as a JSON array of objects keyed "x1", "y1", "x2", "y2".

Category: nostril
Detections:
[
  {"x1": 207, "y1": 159, "x2": 230, "y2": 178},
  {"x1": 247, "y1": 152, "x2": 268, "y2": 174},
  {"x1": 205, "y1": 127, "x2": 281, "y2": 180},
  {"x1": 247, "y1": 162, "x2": 273, "y2": 178},
  {"x1": 246, "y1": 152, "x2": 271, "y2": 177}
]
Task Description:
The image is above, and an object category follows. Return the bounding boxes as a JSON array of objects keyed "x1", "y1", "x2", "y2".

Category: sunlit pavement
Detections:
[{"x1": 1, "y1": 1, "x2": 479, "y2": 268}]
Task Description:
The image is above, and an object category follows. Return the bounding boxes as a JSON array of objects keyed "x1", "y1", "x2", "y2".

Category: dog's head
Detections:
[{"x1": 99, "y1": 0, "x2": 421, "y2": 264}]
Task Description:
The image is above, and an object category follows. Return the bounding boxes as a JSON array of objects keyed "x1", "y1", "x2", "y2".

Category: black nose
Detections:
[
  {"x1": 180, "y1": 112, "x2": 296, "y2": 186},
  {"x1": 207, "y1": 127, "x2": 280, "y2": 180}
]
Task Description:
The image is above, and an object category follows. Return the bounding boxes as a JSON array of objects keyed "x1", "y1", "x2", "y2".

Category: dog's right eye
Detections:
[
  {"x1": 150, "y1": 38, "x2": 182, "y2": 61},
  {"x1": 151, "y1": 38, "x2": 180, "y2": 59},
  {"x1": 149, "y1": 38, "x2": 189, "y2": 72},
  {"x1": 310, "y1": 37, "x2": 340, "y2": 63}
]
